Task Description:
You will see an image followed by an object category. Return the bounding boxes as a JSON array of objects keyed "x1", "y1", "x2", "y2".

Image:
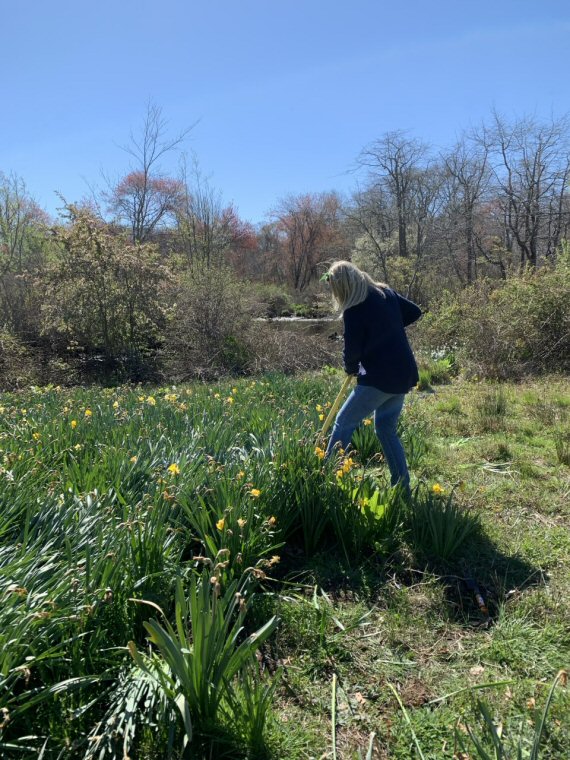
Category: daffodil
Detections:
[
  {"x1": 314, "y1": 446, "x2": 325, "y2": 460},
  {"x1": 237, "y1": 518, "x2": 246, "y2": 528},
  {"x1": 130, "y1": 456, "x2": 138, "y2": 464},
  {"x1": 432, "y1": 483, "x2": 445, "y2": 495},
  {"x1": 167, "y1": 463, "x2": 180, "y2": 475},
  {"x1": 146, "y1": 396, "x2": 156, "y2": 406},
  {"x1": 84, "y1": 409, "x2": 92, "y2": 418},
  {"x1": 249, "y1": 488, "x2": 261, "y2": 498},
  {"x1": 216, "y1": 518, "x2": 225, "y2": 530},
  {"x1": 71, "y1": 420, "x2": 77, "y2": 429}
]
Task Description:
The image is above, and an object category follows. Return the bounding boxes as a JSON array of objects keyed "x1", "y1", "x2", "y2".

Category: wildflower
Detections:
[
  {"x1": 130, "y1": 456, "x2": 138, "y2": 464},
  {"x1": 226, "y1": 396, "x2": 234, "y2": 404},
  {"x1": 146, "y1": 396, "x2": 156, "y2": 406},
  {"x1": 432, "y1": 483, "x2": 445, "y2": 495},
  {"x1": 269, "y1": 555, "x2": 280, "y2": 565},
  {"x1": 336, "y1": 469, "x2": 344, "y2": 479},
  {"x1": 249, "y1": 488, "x2": 261, "y2": 498},
  {"x1": 363, "y1": 418, "x2": 372, "y2": 426},
  {"x1": 316, "y1": 404, "x2": 323, "y2": 412},
  {"x1": 237, "y1": 518, "x2": 247, "y2": 528},
  {"x1": 167, "y1": 463, "x2": 180, "y2": 475},
  {"x1": 319, "y1": 414, "x2": 324, "y2": 421},
  {"x1": 112, "y1": 401, "x2": 119, "y2": 409},
  {"x1": 237, "y1": 470, "x2": 245, "y2": 479},
  {"x1": 84, "y1": 409, "x2": 92, "y2": 418},
  {"x1": 138, "y1": 395, "x2": 146, "y2": 402},
  {"x1": 216, "y1": 518, "x2": 225, "y2": 530},
  {"x1": 74, "y1": 444, "x2": 82, "y2": 450},
  {"x1": 214, "y1": 393, "x2": 220, "y2": 399},
  {"x1": 32, "y1": 432, "x2": 41, "y2": 441},
  {"x1": 342, "y1": 457, "x2": 355, "y2": 474},
  {"x1": 314, "y1": 446, "x2": 325, "y2": 459},
  {"x1": 267, "y1": 516, "x2": 276, "y2": 526},
  {"x1": 231, "y1": 387, "x2": 237, "y2": 394},
  {"x1": 71, "y1": 420, "x2": 77, "y2": 429}
]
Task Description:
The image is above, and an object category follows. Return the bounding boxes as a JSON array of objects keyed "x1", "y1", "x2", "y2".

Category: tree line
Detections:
[{"x1": 1, "y1": 105, "x2": 569, "y2": 382}]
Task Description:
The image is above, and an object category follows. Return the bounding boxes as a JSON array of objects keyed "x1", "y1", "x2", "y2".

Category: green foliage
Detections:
[
  {"x1": 40, "y1": 205, "x2": 172, "y2": 378},
  {"x1": 407, "y1": 486, "x2": 481, "y2": 562},
  {"x1": 416, "y1": 257, "x2": 570, "y2": 379},
  {"x1": 456, "y1": 670, "x2": 568, "y2": 760},
  {"x1": 128, "y1": 572, "x2": 279, "y2": 754}
]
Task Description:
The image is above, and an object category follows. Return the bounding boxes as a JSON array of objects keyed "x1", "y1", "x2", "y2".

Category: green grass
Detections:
[{"x1": 0, "y1": 374, "x2": 569, "y2": 758}]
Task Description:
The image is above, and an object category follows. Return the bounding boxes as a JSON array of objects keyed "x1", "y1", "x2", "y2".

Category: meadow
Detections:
[{"x1": 0, "y1": 371, "x2": 568, "y2": 758}]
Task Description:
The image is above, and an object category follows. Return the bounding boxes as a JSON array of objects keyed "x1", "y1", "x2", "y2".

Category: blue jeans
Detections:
[{"x1": 325, "y1": 384, "x2": 410, "y2": 488}]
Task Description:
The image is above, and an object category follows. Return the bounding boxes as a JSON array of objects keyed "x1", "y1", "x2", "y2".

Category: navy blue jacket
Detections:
[{"x1": 343, "y1": 286, "x2": 421, "y2": 394}]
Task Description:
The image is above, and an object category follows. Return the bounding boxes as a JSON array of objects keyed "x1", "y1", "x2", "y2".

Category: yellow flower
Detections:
[
  {"x1": 84, "y1": 409, "x2": 92, "y2": 418},
  {"x1": 237, "y1": 518, "x2": 247, "y2": 528},
  {"x1": 216, "y1": 518, "x2": 225, "y2": 530},
  {"x1": 231, "y1": 387, "x2": 237, "y2": 394},
  {"x1": 226, "y1": 396, "x2": 234, "y2": 404},
  {"x1": 319, "y1": 413, "x2": 324, "y2": 421},
  {"x1": 314, "y1": 446, "x2": 325, "y2": 460},
  {"x1": 32, "y1": 432, "x2": 41, "y2": 441},
  {"x1": 112, "y1": 401, "x2": 119, "y2": 409},
  {"x1": 237, "y1": 470, "x2": 245, "y2": 479},
  {"x1": 249, "y1": 488, "x2": 261, "y2": 498},
  {"x1": 267, "y1": 516, "x2": 276, "y2": 526},
  {"x1": 146, "y1": 396, "x2": 156, "y2": 406},
  {"x1": 130, "y1": 456, "x2": 138, "y2": 464},
  {"x1": 336, "y1": 469, "x2": 344, "y2": 479},
  {"x1": 138, "y1": 395, "x2": 146, "y2": 402},
  {"x1": 214, "y1": 393, "x2": 220, "y2": 399},
  {"x1": 71, "y1": 419, "x2": 77, "y2": 429},
  {"x1": 432, "y1": 483, "x2": 445, "y2": 495},
  {"x1": 167, "y1": 463, "x2": 180, "y2": 475},
  {"x1": 269, "y1": 555, "x2": 280, "y2": 565},
  {"x1": 363, "y1": 418, "x2": 372, "y2": 426},
  {"x1": 315, "y1": 404, "x2": 323, "y2": 412}
]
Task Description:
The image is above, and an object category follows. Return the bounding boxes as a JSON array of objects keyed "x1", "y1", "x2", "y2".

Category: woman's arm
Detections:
[{"x1": 396, "y1": 292, "x2": 422, "y2": 326}]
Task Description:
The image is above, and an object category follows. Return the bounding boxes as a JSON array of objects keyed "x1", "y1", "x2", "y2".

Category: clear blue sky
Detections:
[{"x1": 1, "y1": 0, "x2": 569, "y2": 224}]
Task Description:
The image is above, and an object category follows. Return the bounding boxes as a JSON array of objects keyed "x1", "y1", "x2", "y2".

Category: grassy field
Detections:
[{"x1": 0, "y1": 372, "x2": 568, "y2": 758}]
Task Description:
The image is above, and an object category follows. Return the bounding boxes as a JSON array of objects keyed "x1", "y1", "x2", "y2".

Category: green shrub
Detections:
[{"x1": 415, "y1": 255, "x2": 570, "y2": 379}]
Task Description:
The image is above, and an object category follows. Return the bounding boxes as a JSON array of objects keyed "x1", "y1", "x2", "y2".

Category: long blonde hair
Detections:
[{"x1": 325, "y1": 260, "x2": 387, "y2": 313}]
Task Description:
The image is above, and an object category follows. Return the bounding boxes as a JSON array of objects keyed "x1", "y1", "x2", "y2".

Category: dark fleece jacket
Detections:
[{"x1": 342, "y1": 286, "x2": 422, "y2": 394}]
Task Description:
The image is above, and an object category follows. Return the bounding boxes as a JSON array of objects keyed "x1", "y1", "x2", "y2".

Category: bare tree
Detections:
[
  {"x1": 440, "y1": 136, "x2": 490, "y2": 282},
  {"x1": 357, "y1": 130, "x2": 429, "y2": 258},
  {"x1": 478, "y1": 112, "x2": 570, "y2": 269},
  {"x1": 0, "y1": 172, "x2": 48, "y2": 332},
  {"x1": 175, "y1": 155, "x2": 251, "y2": 270},
  {"x1": 106, "y1": 103, "x2": 194, "y2": 242}
]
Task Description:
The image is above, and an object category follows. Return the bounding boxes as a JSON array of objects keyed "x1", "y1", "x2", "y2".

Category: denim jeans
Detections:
[{"x1": 325, "y1": 384, "x2": 410, "y2": 488}]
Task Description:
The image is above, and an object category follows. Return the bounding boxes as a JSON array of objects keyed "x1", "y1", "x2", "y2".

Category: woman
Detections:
[{"x1": 323, "y1": 261, "x2": 422, "y2": 490}]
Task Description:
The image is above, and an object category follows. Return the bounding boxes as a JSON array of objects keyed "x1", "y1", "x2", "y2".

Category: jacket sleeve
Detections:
[
  {"x1": 342, "y1": 308, "x2": 364, "y2": 375},
  {"x1": 396, "y1": 292, "x2": 422, "y2": 326}
]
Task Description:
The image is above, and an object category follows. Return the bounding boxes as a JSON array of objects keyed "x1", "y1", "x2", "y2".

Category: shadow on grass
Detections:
[{"x1": 269, "y1": 490, "x2": 544, "y2": 630}]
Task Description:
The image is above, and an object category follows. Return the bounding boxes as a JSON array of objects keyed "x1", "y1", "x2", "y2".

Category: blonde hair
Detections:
[{"x1": 325, "y1": 260, "x2": 387, "y2": 313}]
